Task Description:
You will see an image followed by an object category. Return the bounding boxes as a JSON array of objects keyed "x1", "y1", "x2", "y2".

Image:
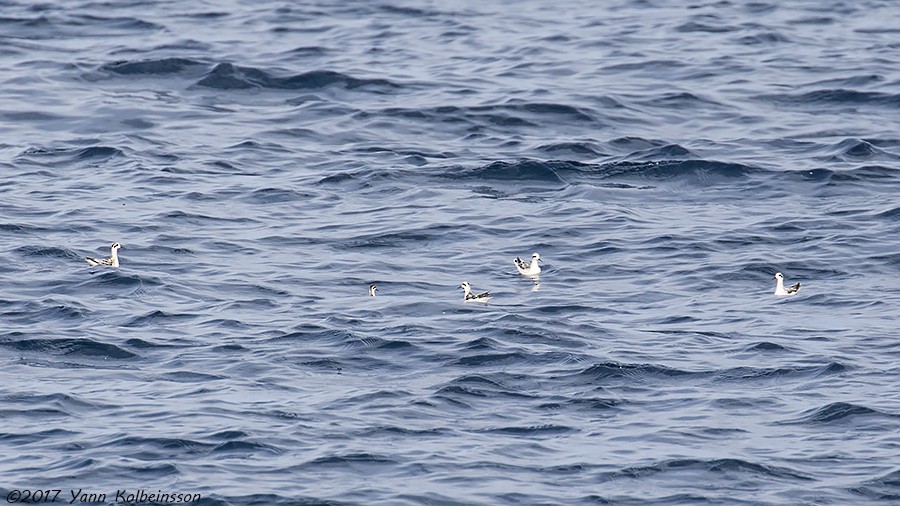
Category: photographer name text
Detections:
[{"x1": 6, "y1": 489, "x2": 201, "y2": 504}]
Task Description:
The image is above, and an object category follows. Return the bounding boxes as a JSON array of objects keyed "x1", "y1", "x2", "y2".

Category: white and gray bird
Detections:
[
  {"x1": 774, "y1": 272, "x2": 800, "y2": 296},
  {"x1": 460, "y1": 281, "x2": 491, "y2": 301},
  {"x1": 369, "y1": 284, "x2": 377, "y2": 297},
  {"x1": 513, "y1": 252, "x2": 542, "y2": 276},
  {"x1": 84, "y1": 242, "x2": 122, "y2": 268}
]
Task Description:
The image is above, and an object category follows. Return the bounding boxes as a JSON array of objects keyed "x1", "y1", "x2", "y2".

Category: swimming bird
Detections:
[
  {"x1": 514, "y1": 252, "x2": 542, "y2": 276},
  {"x1": 460, "y1": 281, "x2": 491, "y2": 301},
  {"x1": 774, "y1": 272, "x2": 800, "y2": 296},
  {"x1": 84, "y1": 242, "x2": 122, "y2": 268},
  {"x1": 369, "y1": 284, "x2": 377, "y2": 297}
]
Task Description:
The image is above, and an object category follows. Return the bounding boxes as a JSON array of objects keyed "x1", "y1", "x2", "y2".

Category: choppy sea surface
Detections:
[{"x1": 1, "y1": 1, "x2": 899, "y2": 504}]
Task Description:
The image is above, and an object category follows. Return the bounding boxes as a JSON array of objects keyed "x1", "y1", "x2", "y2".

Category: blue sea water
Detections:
[{"x1": 1, "y1": 0, "x2": 899, "y2": 504}]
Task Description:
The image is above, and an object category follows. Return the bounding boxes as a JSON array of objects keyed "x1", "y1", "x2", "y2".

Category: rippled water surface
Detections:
[{"x1": 1, "y1": 1, "x2": 899, "y2": 504}]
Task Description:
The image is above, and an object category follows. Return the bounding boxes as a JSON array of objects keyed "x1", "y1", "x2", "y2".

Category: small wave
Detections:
[
  {"x1": 562, "y1": 361, "x2": 844, "y2": 384},
  {"x1": 0, "y1": 336, "x2": 136, "y2": 359},
  {"x1": 874, "y1": 207, "x2": 900, "y2": 221},
  {"x1": 375, "y1": 338, "x2": 415, "y2": 350},
  {"x1": 457, "y1": 337, "x2": 502, "y2": 351},
  {"x1": 2, "y1": 392, "x2": 102, "y2": 413},
  {"x1": 448, "y1": 373, "x2": 508, "y2": 389},
  {"x1": 18, "y1": 145, "x2": 125, "y2": 166},
  {"x1": 851, "y1": 469, "x2": 900, "y2": 502},
  {"x1": 242, "y1": 187, "x2": 316, "y2": 204},
  {"x1": 443, "y1": 160, "x2": 570, "y2": 183},
  {"x1": 828, "y1": 165, "x2": 899, "y2": 183},
  {"x1": 12, "y1": 245, "x2": 79, "y2": 261},
  {"x1": 77, "y1": 146, "x2": 124, "y2": 160},
  {"x1": 79, "y1": 270, "x2": 163, "y2": 291},
  {"x1": 840, "y1": 140, "x2": 879, "y2": 159},
  {"x1": 107, "y1": 435, "x2": 214, "y2": 452},
  {"x1": 589, "y1": 159, "x2": 755, "y2": 181},
  {"x1": 825, "y1": 138, "x2": 900, "y2": 162},
  {"x1": 350, "y1": 145, "x2": 454, "y2": 161},
  {"x1": 194, "y1": 494, "x2": 326, "y2": 506},
  {"x1": 758, "y1": 88, "x2": 900, "y2": 107},
  {"x1": 314, "y1": 166, "x2": 414, "y2": 189},
  {"x1": 335, "y1": 224, "x2": 458, "y2": 249},
  {"x1": 738, "y1": 31, "x2": 790, "y2": 45},
  {"x1": 640, "y1": 93, "x2": 721, "y2": 109},
  {"x1": 478, "y1": 424, "x2": 575, "y2": 436},
  {"x1": 603, "y1": 59, "x2": 688, "y2": 73},
  {"x1": 535, "y1": 141, "x2": 607, "y2": 158},
  {"x1": 612, "y1": 458, "x2": 812, "y2": 481},
  {"x1": 123, "y1": 338, "x2": 179, "y2": 349},
  {"x1": 122, "y1": 310, "x2": 199, "y2": 327},
  {"x1": 74, "y1": 14, "x2": 162, "y2": 31},
  {"x1": 792, "y1": 16, "x2": 836, "y2": 25},
  {"x1": 676, "y1": 22, "x2": 738, "y2": 33},
  {"x1": 434, "y1": 383, "x2": 533, "y2": 401},
  {"x1": 784, "y1": 402, "x2": 897, "y2": 425},
  {"x1": 338, "y1": 390, "x2": 409, "y2": 408},
  {"x1": 212, "y1": 440, "x2": 283, "y2": 454},
  {"x1": 809, "y1": 74, "x2": 885, "y2": 88},
  {"x1": 501, "y1": 101, "x2": 596, "y2": 122},
  {"x1": 32, "y1": 303, "x2": 89, "y2": 321},
  {"x1": 286, "y1": 45, "x2": 330, "y2": 57},
  {"x1": 195, "y1": 63, "x2": 400, "y2": 91},
  {"x1": 537, "y1": 397, "x2": 624, "y2": 412},
  {"x1": 714, "y1": 362, "x2": 846, "y2": 382},
  {"x1": 304, "y1": 453, "x2": 397, "y2": 466},
  {"x1": 297, "y1": 358, "x2": 343, "y2": 372},
  {"x1": 3, "y1": 111, "x2": 65, "y2": 122},
  {"x1": 560, "y1": 362, "x2": 694, "y2": 383},
  {"x1": 455, "y1": 352, "x2": 528, "y2": 367},
  {"x1": 437, "y1": 373, "x2": 538, "y2": 399},
  {"x1": 100, "y1": 57, "x2": 206, "y2": 75},
  {"x1": 609, "y1": 136, "x2": 666, "y2": 151},
  {"x1": 356, "y1": 426, "x2": 451, "y2": 437},
  {"x1": 0, "y1": 223, "x2": 47, "y2": 234},
  {"x1": 208, "y1": 430, "x2": 249, "y2": 440},
  {"x1": 0, "y1": 428, "x2": 77, "y2": 443},
  {"x1": 156, "y1": 371, "x2": 225, "y2": 383},
  {"x1": 743, "y1": 341, "x2": 788, "y2": 352},
  {"x1": 365, "y1": 102, "x2": 597, "y2": 131},
  {"x1": 0, "y1": 408, "x2": 69, "y2": 419},
  {"x1": 161, "y1": 210, "x2": 259, "y2": 224}
]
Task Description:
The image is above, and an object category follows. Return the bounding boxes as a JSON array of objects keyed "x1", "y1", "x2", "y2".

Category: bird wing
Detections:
[{"x1": 85, "y1": 256, "x2": 112, "y2": 266}]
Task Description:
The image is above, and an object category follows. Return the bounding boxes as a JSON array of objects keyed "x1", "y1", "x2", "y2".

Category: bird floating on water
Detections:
[
  {"x1": 460, "y1": 281, "x2": 491, "y2": 301},
  {"x1": 514, "y1": 252, "x2": 542, "y2": 276},
  {"x1": 774, "y1": 272, "x2": 800, "y2": 296},
  {"x1": 369, "y1": 284, "x2": 377, "y2": 297},
  {"x1": 84, "y1": 242, "x2": 122, "y2": 268}
]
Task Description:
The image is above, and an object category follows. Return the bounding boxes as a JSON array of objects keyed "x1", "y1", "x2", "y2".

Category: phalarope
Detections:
[
  {"x1": 514, "y1": 252, "x2": 542, "y2": 276},
  {"x1": 84, "y1": 242, "x2": 122, "y2": 268},
  {"x1": 369, "y1": 284, "x2": 377, "y2": 297},
  {"x1": 774, "y1": 272, "x2": 800, "y2": 296},
  {"x1": 460, "y1": 281, "x2": 491, "y2": 301}
]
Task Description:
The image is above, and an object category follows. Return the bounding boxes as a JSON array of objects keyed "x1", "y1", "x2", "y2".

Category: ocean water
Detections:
[{"x1": 1, "y1": 0, "x2": 899, "y2": 504}]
